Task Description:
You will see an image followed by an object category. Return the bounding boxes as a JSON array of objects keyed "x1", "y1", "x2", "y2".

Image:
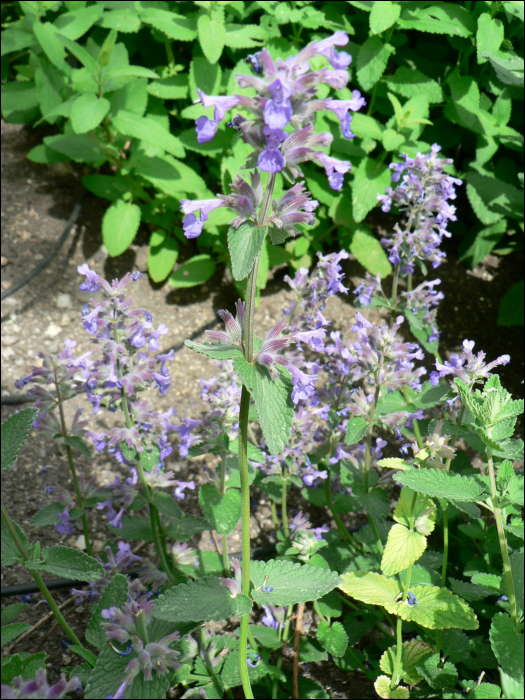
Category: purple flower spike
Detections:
[
  {"x1": 194, "y1": 90, "x2": 241, "y2": 143},
  {"x1": 180, "y1": 199, "x2": 225, "y2": 239},
  {"x1": 264, "y1": 78, "x2": 293, "y2": 129}
]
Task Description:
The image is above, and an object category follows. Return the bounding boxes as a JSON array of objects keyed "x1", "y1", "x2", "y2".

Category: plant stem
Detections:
[
  {"x1": 281, "y1": 477, "x2": 289, "y2": 539},
  {"x1": 1, "y1": 502, "x2": 87, "y2": 654},
  {"x1": 390, "y1": 264, "x2": 400, "y2": 308},
  {"x1": 323, "y1": 468, "x2": 362, "y2": 551},
  {"x1": 54, "y1": 370, "x2": 93, "y2": 557},
  {"x1": 219, "y1": 451, "x2": 230, "y2": 576},
  {"x1": 486, "y1": 428, "x2": 518, "y2": 629},
  {"x1": 270, "y1": 501, "x2": 279, "y2": 529}
]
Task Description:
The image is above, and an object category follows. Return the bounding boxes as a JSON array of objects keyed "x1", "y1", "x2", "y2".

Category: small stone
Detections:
[
  {"x1": 0, "y1": 256, "x2": 8, "y2": 267},
  {"x1": 1, "y1": 279, "x2": 11, "y2": 290},
  {"x1": 1, "y1": 335, "x2": 19, "y2": 346},
  {"x1": 44, "y1": 322, "x2": 62, "y2": 338},
  {"x1": 1, "y1": 346, "x2": 15, "y2": 360},
  {"x1": 62, "y1": 654, "x2": 72, "y2": 665},
  {"x1": 92, "y1": 539, "x2": 105, "y2": 554},
  {"x1": 74, "y1": 535, "x2": 86, "y2": 550},
  {"x1": 56, "y1": 293, "x2": 72, "y2": 309}
]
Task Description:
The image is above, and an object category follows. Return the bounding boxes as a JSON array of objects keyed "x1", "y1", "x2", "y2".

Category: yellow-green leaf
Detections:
[
  {"x1": 381, "y1": 523, "x2": 427, "y2": 576},
  {"x1": 379, "y1": 639, "x2": 433, "y2": 685}
]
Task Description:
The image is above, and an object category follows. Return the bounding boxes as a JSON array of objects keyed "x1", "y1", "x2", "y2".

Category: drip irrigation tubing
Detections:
[
  {"x1": 0, "y1": 545, "x2": 278, "y2": 598},
  {"x1": 1, "y1": 190, "x2": 86, "y2": 303}
]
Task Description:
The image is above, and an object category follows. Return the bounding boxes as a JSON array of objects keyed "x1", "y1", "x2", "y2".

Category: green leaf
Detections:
[
  {"x1": 153, "y1": 576, "x2": 252, "y2": 623},
  {"x1": 339, "y1": 572, "x2": 478, "y2": 629},
  {"x1": 393, "y1": 487, "x2": 436, "y2": 536},
  {"x1": 139, "y1": 8, "x2": 197, "y2": 41},
  {"x1": 374, "y1": 676, "x2": 410, "y2": 699},
  {"x1": 1, "y1": 623, "x2": 32, "y2": 647},
  {"x1": 33, "y1": 21, "x2": 69, "y2": 74},
  {"x1": 185, "y1": 338, "x2": 242, "y2": 362},
  {"x1": 498, "y1": 281, "x2": 524, "y2": 327},
  {"x1": 351, "y1": 159, "x2": 392, "y2": 223},
  {"x1": 397, "y1": 3, "x2": 475, "y2": 37},
  {"x1": 250, "y1": 559, "x2": 340, "y2": 606},
  {"x1": 1, "y1": 518, "x2": 29, "y2": 566},
  {"x1": 0, "y1": 651, "x2": 46, "y2": 685},
  {"x1": 43, "y1": 134, "x2": 105, "y2": 165},
  {"x1": 220, "y1": 638, "x2": 274, "y2": 688},
  {"x1": 383, "y1": 66, "x2": 443, "y2": 103},
  {"x1": 382, "y1": 128, "x2": 405, "y2": 152},
  {"x1": 356, "y1": 36, "x2": 396, "y2": 92},
  {"x1": 55, "y1": 33, "x2": 98, "y2": 72},
  {"x1": 70, "y1": 93, "x2": 110, "y2": 134},
  {"x1": 1, "y1": 603, "x2": 28, "y2": 626},
  {"x1": 85, "y1": 643, "x2": 171, "y2": 699},
  {"x1": 416, "y1": 653, "x2": 458, "y2": 691},
  {"x1": 476, "y1": 13, "x2": 504, "y2": 64},
  {"x1": 99, "y1": 8, "x2": 141, "y2": 33},
  {"x1": 147, "y1": 75, "x2": 188, "y2": 100},
  {"x1": 381, "y1": 524, "x2": 427, "y2": 576},
  {"x1": 198, "y1": 14, "x2": 225, "y2": 64},
  {"x1": 112, "y1": 110, "x2": 185, "y2": 158},
  {"x1": 345, "y1": 416, "x2": 369, "y2": 445},
  {"x1": 396, "y1": 469, "x2": 485, "y2": 502},
  {"x1": 379, "y1": 639, "x2": 434, "y2": 685},
  {"x1": 465, "y1": 172, "x2": 524, "y2": 226},
  {"x1": 228, "y1": 438, "x2": 264, "y2": 463},
  {"x1": 68, "y1": 644, "x2": 97, "y2": 668},
  {"x1": 54, "y1": 5, "x2": 105, "y2": 40},
  {"x1": 1, "y1": 408, "x2": 37, "y2": 472},
  {"x1": 28, "y1": 545, "x2": 105, "y2": 581},
  {"x1": 85, "y1": 574, "x2": 129, "y2": 649},
  {"x1": 224, "y1": 23, "x2": 266, "y2": 49},
  {"x1": 30, "y1": 502, "x2": 65, "y2": 528},
  {"x1": 232, "y1": 356, "x2": 293, "y2": 456},
  {"x1": 470, "y1": 573, "x2": 501, "y2": 592},
  {"x1": 350, "y1": 226, "x2": 392, "y2": 276},
  {"x1": 441, "y1": 629, "x2": 471, "y2": 664},
  {"x1": 370, "y1": 1, "x2": 401, "y2": 34},
  {"x1": 449, "y1": 578, "x2": 497, "y2": 602},
  {"x1": 27, "y1": 143, "x2": 70, "y2": 164},
  {"x1": 82, "y1": 174, "x2": 130, "y2": 202},
  {"x1": 500, "y1": 668, "x2": 523, "y2": 699},
  {"x1": 102, "y1": 199, "x2": 141, "y2": 257},
  {"x1": 317, "y1": 620, "x2": 348, "y2": 657},
  {"x1": 198, "y1": 483, "x2": 241, "y2": 535},
  {"x1": 227, "y1": 222, "x2": 266, "y2": 281},
  {"x1": 148, "y1": 230, "x2": 179, "y2": 283},
  {"x1": 169, "y1": 254, "x2": 216, "y2": 288}
]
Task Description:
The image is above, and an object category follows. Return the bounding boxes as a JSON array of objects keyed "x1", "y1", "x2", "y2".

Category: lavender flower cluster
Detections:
[{"x1": 180, "y1": 31, "x2": 365, "y2": 240}]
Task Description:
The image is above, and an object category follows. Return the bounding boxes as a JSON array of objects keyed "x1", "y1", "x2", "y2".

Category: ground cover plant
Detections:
[
  {"x1": 1, "y1": 15, "x2": 524, "y2": 700},
  {"x1": 0, "y1": 0, "x2": 523, "y2": 318}
]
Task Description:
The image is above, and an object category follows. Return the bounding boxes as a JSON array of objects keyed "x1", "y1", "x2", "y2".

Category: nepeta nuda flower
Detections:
[
  {"x1": 0, "y1": 669, "x2": 81, "y2": 699},
  {"x1": 181, "y1": 32, "x2": 365, "y2": 240},
  {"x1": 377, "y1": 144, "x2": 462, "y2": 273},
  {"x1": 402, "y1": 278, "x2": 444, "y2": 343},
  {"x1": 219, "y1": 557, "x2": 243, "y2": 598},
  {"x1": 172, "y1": 541, "x2": 198, "y2": 568},
  {"x1": 430, "y1": 339, "x2": 510, "y2": 388}
]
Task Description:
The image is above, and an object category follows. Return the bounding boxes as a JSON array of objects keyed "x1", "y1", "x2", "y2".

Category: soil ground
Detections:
[{"x1": 1, "y1": 120, "x2": 523, "y2": 699}]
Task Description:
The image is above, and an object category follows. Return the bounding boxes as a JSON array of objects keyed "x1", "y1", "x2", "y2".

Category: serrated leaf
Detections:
[
  {"x1": 85, "y1": 574, "x2": 129, "y2": 649},
  {"x1": 33, "y1": 21, "x2": 69, "y2": 73},
  {"x1": 470, "y1": 573, "x2": 501, "y2": 591},
  {"x1": 112, "y1": 110, "x2": 185, "y2": 158},
  {"x1": 1, "y1": 623, "x2": 32, "y2": 647},
  {"x1": 0, "y1": 651, "x2": 46, "y2": 685},
  {"x1": 85, "y1": 643, "x2": 171, "y2": 699},
  {"x1": 148, "y1": 230, "x2": 179, "y2": 283},
  {"x1": 147, "y1": 75, "x2": 188, "y2": 100},
  {"x1": 374, "y1": 675, "x2": 410, "y2": 699},
  {"x1": 185, "y1": 338, "x2": 242, "y2": 361},
  {"x1": 68, "y1": 644, "x2": 97, "y2": 668},
  {"x1": 198, "y1": 15, "x2": 225, "y2": 64},
  {"x1": 378, "y1": 458, "x2": 413, "y2": 471},
  {"x1": 227, "y1": 222, "x2": 266, "y2": 281},
  {"x1": 70, "y1": 93, "x2": 110, "y2": 134},
  {"x1": 345, "y1": 416, "x2": 369, "y2": 445},
  {"x1": 339, "y1": 572, "x2": 478, "y2": 629},
  {"x1": 449, "y1": 577, "x2": 498, "y2": 602},
  {"x1": 30, "y1": 502, "x2": 65, "y2": 528},
  {"x1": 465, "y1": 172, "x2": 523, "y2": 226},
  {"x1": 351, "y1": 224, "x2": 392, "y2": 274},
  {"x1": 383, "y1": 66, "x2": 443, "y2": 103},
  {"x1": 198, "y1": 483, "x2": 241, "y2": 535},
  {"x1": 233, "y1": 356, "x2": 293, "y2": 455},
  {"x1": 351, "y1": 160, "x2": 392, "y2": 223},
  {"x1": 224, "y1": 23, "x2": 266, "y2": 49},
  {"x1": 153, "y1": 576, "x2": 252, "y2": 623},
  {"x1": 102, "y1": 199, "x2": 141, "y2": 257},
  {"x1": 1, "y1": 517, "x2": 29, "y2": 566},
  {"x1": 416, "y1": 653, "x2": 458, "y2": 691},
  {"x1": 370, "y1": 1, "x2": 401, "y2": 34},
  {"x1": 380, "y1": 639, "x2": 433, "y2": 685},
  {"x1": 381, "y1": 523, "x2": 427, "y2": 576},
  {"x1": 139, "y1": 8, "x2": 197, "y2": 41},
  {"x1": 169, "y1": 254, "x2": 216, "y2": 288},
  {"x1": 250, "y1": 559, "x2": 340, "y2": 606},
  {"x1": 317, "y1": 620, "x2": 348, "y2": 657},
  {"x1": 396, "y1": 469, "x2": 485, "y2": 502},
  {"x1": 29, "y1": 545, "x2": 105, "y2": 581},
  {"x1": 441, "y1": 628, "x2": 470, "y2": 664},
  {"x1": 2, "y1": 408, "x2": 37, "y2": 472},
  {"x1": 356, "y1": 36, "x2": 396, "y2": 92},
  {"x1": 1, "y1": 603, "x2": 28, "y2": 626},
  {"x1": 220, "y1": 638, "x2": 273, "y2": 688},
  {"x1": 393, "y1": 487, "x2": 436, "y2": 535},
  {"x1": 397, "y1": 3, "x2": 475, "y2": 37}
]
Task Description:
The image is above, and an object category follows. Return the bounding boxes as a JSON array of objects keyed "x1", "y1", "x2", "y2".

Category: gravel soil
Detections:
[{"x1": 1, "y1": 120, "x2": 523, "y2": 699}]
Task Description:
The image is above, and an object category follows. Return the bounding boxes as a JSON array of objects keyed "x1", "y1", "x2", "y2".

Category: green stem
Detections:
[
  {"x1": 281, "y1": 477, "x2": 289, "y2": 539},
  {"x1": 54, "y1": 370, "x2": 92, "y2": 557},
  {"x1": 486, "y1": 429, "x2": 518, "y2": 629},
  {"x1": 323, "y1": 469, "x2": 362, "y2": 551},
  {"x1": 219, "y1": 452, "x2": 230, "y2": 576},
  {"x1": 1, "y1": 502, "x2": 87, "y2": 655},
  {"x1": 270, "y1": 501, "x2": 279, "y2": 529},
  {"x1": 164, "y1": 38, "x2": 174, "y2": 67},
  {"x1": 390, "y1": 263, "x2": 400, "y2": 308}
]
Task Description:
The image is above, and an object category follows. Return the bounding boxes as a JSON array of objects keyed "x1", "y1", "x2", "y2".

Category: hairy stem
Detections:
[
  {"x1": 486, "y1": 428, "x2": 518, "y2": 629},
  {"x1": 1, "y1": 502, "x2": 87, "y2": 655}
]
